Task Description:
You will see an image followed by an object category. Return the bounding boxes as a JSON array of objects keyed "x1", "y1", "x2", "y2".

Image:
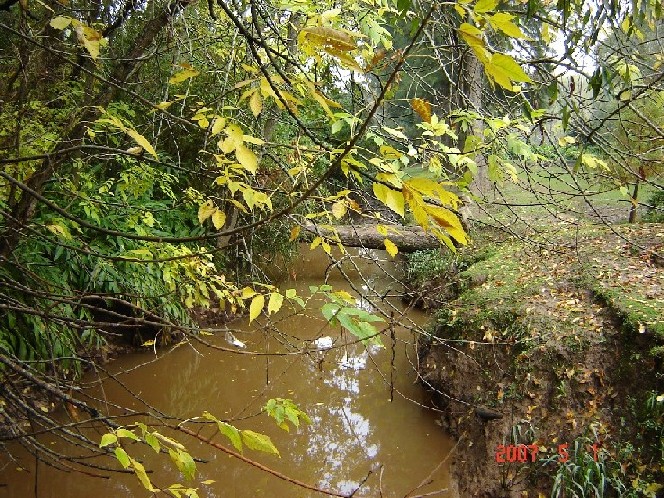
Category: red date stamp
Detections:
[{"x1": 495, "y1": 443, "x2": 601, "y2": 463}]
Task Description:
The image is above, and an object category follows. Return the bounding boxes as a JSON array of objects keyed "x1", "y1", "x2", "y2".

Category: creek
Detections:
[{"x1": 0, "y1": 248, "x2": 455, "y2": 497}]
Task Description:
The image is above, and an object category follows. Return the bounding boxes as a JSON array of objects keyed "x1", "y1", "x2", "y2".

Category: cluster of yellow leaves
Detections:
[
  {"x1": 455, "y1": 0, "x2": 532, "y2": 91},
  {"x1": 95, "y1": 110, "x2": 158, "y2": 159},
  {"x1": 50, "y1": 16, "x2": 107, "y2": 61},
  {"x1": 298, "y1": 25, "x2": 365, "y2": 72},
  {"x1": 198, "y1": 201, "x2": 226, "y2": 230},
  {"x1": 372, "y1": 175, "x2": 467, "y2": 249}
]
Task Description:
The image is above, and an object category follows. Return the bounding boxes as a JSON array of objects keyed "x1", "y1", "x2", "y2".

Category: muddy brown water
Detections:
[{"x1": 0, "y1": 248, "x2": 455, "y2": 497}]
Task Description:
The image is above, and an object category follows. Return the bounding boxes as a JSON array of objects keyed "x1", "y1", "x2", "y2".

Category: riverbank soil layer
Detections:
[{"x1": 415, "y1": 223, "x2": 663, "y2": 496}]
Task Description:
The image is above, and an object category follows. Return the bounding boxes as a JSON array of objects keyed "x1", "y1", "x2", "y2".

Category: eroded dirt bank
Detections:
[{"x1": 411, "y1": 224, "x2": 663, "y2": 496}]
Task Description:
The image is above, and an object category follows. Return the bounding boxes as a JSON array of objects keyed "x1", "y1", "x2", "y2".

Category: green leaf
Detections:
[
  {"x1": 218, "y1": 421, "x2": 243, "y2": 452},
  {"x1": 249, "y1": 294, "x2": 264, "y2": 323},
  {"x1": 144, "y1": 433, "x2": 161, "y2": 453},
  {"x1": 176, "y1": 450, "x2": 196, "y2": 480},
  {"x1": 241, "y1": 430, "x2": 280, "y2": 457},
  {"x1": 100, "y1": 433, "x2": 117, "y2": 448},
  {"x1": 114, "y1": 447, "x2": 131, "y2": 469}
]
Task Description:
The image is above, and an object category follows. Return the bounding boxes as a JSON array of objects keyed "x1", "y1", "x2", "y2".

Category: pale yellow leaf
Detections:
[
  {"x1": 485, "y1": 53, "x2": 532, "y2": 90},
  {"x1": 211, "y1": 117, "x2": 226, "y2": 136},
  {"x1": 249, "y1": 91, "x2": 262, "y2": 117},
  {"x1": 331, "y1": 201, "x2": 347, "y2": 219},
  {"x1": 198, "y1": 201, "x2": 216, "y2": 224},
  {"x1": 125, "y1": 129, "x2": 158, "y2": 159},
  {"x1": 50, "y1": 16, "x2": 72, "y2": 30},
  {"x1": 249, "y1": 295, "x2": 265, "y2": 323},
  {"x1": 267, "y1": 293, "x2": 283, "y2": 315},
  {"x1": 474, "y1": 0, "x2": 498, "y2": 13},
  {"x1": 236, "y1": 144, "x2": 258, "y2": 174},
  {"x1": 373, "y1": 183, "x2": 404, "y2": 217},
  {"x1": 211, "y1": 210, "x2": 226, "y2": 230},
  {"x1": 488, "y1": 13, "x2": 527, "y2": 39}
]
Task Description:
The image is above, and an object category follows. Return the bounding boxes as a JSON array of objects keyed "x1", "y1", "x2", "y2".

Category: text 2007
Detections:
[{"x1": 495, "y1": 443, "x2": 601, "y2": 463}]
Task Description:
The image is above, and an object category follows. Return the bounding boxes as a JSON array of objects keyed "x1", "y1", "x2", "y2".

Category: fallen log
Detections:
[{"x1": 304, "y1": 223, "x2": 441, "y2": 253}]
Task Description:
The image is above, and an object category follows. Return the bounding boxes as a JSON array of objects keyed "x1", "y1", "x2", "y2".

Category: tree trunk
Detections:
[
  {"x1": 305, "y1": 223, "x2": 441, "y2": 252},
  {"x1": 629, "y1": 179, "x2": 640, "y2": 223}
]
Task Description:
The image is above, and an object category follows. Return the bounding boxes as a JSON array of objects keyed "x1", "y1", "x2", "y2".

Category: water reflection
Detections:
[{"x1": 0, "y1": 248, "x2": 455, "y2": 497}]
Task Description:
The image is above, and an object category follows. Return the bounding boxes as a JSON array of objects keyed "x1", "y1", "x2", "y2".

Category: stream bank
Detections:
[{"x1": 410, "y1": 223, "x2": 664, "y2": 496}]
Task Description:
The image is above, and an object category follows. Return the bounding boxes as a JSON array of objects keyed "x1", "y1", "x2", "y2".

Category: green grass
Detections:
[{"x1": 481, "y1": 163, "x2": 660, "y2": 226}]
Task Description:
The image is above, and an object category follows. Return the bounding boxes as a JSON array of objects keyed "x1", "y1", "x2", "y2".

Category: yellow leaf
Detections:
[
  {"x1": 425, "y1": 205, "x2": 467, "y2": 245},
  {"x1": 249, "y1": 91, "x2": 262, "y2": 117},
  {"x1": 198, "y1": 201, "x2": 216, "y2": 224},
  {"x1": 169, "y1": 68, "x2": 200, "y2": 85},
  {"x1": 249, "y1": 294, "x2": 265, "y2": 323},
  {"x1": 289, "y1": 226, "x2": 301, "y2": 242},
  {"x1": 211, "y1": 210, "x2": 226, "y2": 230},
  {"x1": 485, "y1": 53, "x2": 532, "y2": 90},
  {"x1": 50, "y1": 16, "x2": 72, "y2": 30},
  {"x1": 155, "y1": 101, "x2": 173, "y2": 110},
  {"x1": 373, "y1": 183, "x2": 404, "y2": 217},
  {"x1": 236, "y1": 144, "x2": 258, "y2": 174},
  {"x1": 267, "y1": 293, "x2": 283, "y2": 315},
  {"x1": 458, "y1": 23, "x2": 489, "y2": 63},
  {"x1": 541, "y1": 23, "x2": 551, "y2": 43},
  {"x1": 331, "y1": 201, "x2": 347, "y2": 219},
  {"x1": 76, "y1": 25, "x2": 102, "y2": 61},
  {"x1": 211, "y1": 117, "x2": 226, "y2": 136},
  {"x1": 242, "y1": 135, "x2": 265, "y2": 145},
  {"x1": 221, "y1": 124, "x2": 244, "y2": 153},
  {"x1": 376, "y1": 224, "x2": 388, "y2": 236},
  {"x1": 474, "y1": 0, "x2": 498, "y2": 13},
  {"x1": 411, "y1": 98, "x2": 432, "y2": 123},
  {"x1": 125, "y1": 128, "x2": 157, "y2": 159},
  {"x1": 384, "y1": 239, "x2": 398, "y2": 258},
  {"x1": 241, "y1": 287, "x2": 256, "y2": 299},
  {"x1": 488, "y1": 13, "x2": 527, "y2": 39},
  {"x1": 299, "y1": 26, "x2": 359, "y2": 52}
]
